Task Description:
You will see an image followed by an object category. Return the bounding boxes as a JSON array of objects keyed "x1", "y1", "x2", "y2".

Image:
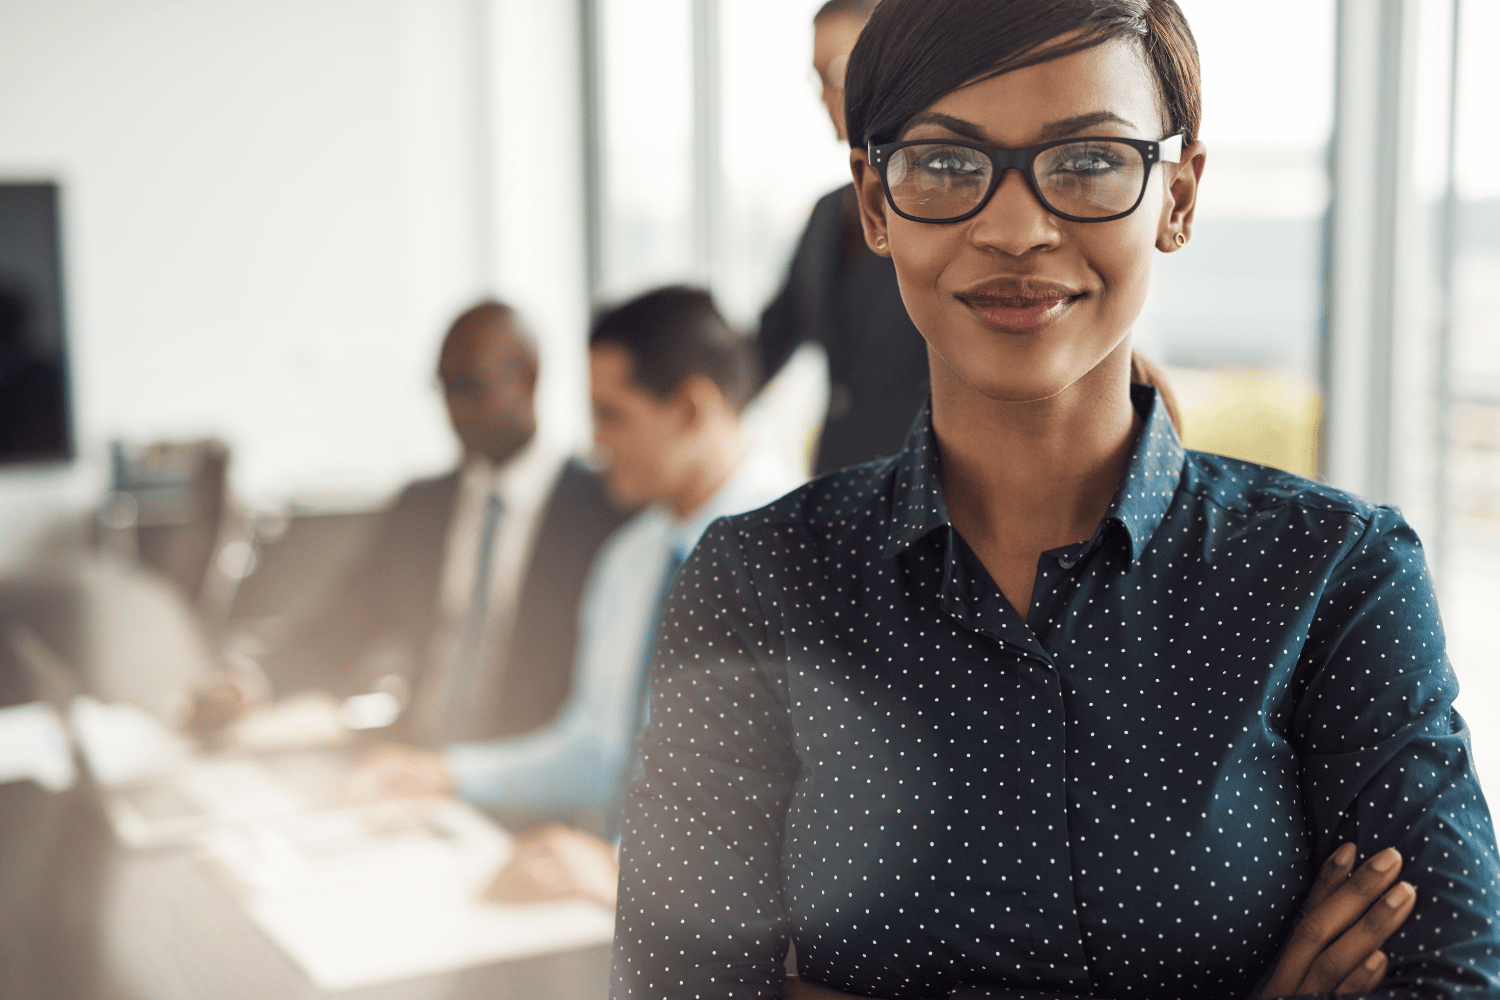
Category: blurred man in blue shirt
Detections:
[{"x1": 355, "y1": 288, "x2": 796, "y2": 889}]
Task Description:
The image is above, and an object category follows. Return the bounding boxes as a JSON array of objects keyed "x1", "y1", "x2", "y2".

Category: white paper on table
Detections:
[
  {"x1": 0, "y1": 701, "x2": 76, "y2": 792},
  {"x1": 224, "y1": 692, "x2": 350, "y2": 754},
  {"x1": 68, "y1": 696, "x2": 313, "y2": 847},
  {"x1": 69, "y1": 695, "x2": 195, "y2": 786},
  {"x1": 101, "y1": 757, "x2": 312, "y2": 849},
  {"x1": 199, "y1": 797, "x2": 614, "y2": 991}
]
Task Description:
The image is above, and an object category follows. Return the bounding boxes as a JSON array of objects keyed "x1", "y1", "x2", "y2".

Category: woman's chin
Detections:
[
  {"x1": 946, "y1": 362, "x2": 1092, "y2": 406},
  {"x1": 929, "y1": 331, "x2": 1130, "y2": 407}
]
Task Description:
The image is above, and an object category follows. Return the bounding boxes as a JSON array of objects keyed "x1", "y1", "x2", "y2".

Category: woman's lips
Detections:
[{"x1": 958, "y1": 291, "x2": 1080, "y2": 332}]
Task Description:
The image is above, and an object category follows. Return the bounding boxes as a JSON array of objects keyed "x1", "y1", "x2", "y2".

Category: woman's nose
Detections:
[{"x1": 967, "y1": 169, "x2": 1062, "y2": 256}]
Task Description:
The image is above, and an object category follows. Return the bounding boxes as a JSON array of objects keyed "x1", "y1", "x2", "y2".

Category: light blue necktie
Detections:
[{"x1": 442, "y1": 493, "x2": 504, "y2": 740}]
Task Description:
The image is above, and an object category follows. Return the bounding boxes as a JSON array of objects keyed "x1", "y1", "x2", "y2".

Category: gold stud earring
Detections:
[
  {"x1": 875, "y1": 235, "x2": 888, "y2": 251},
  {"x1": 1173, "y1": 232, "x2": 1187, "y2": 248}
]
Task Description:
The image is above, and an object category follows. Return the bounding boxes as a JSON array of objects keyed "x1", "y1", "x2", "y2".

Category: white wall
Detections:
[{"x1": 0, "y1": 0, "x2": 589, "y2": 570}]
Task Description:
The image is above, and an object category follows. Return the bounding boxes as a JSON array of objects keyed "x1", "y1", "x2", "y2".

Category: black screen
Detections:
[{"x1": 0, "y1": 183, "x2": 72, "y2": 464}]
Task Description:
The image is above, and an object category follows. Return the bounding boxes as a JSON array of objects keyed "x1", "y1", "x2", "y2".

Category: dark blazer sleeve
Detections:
[
  {"x1": 755, "y1": 186, "x2": 851, "y2": 388},
  {"x1": 260, "y1": 473, "x2": 455, "y2": 699}
]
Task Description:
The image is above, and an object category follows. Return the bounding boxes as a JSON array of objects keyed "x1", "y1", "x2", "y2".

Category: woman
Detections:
[{"x1": 612, "y1": 2, "x2": 1500, "y2": 998}]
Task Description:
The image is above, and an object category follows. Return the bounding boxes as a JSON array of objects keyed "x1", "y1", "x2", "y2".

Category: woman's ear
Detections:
[
  {"x1": 1157, "y1": 139, "x2": 1206, "y2": 252},
  {"x1": 850, "y1": 148, "x2": 892, "y2": 256}
]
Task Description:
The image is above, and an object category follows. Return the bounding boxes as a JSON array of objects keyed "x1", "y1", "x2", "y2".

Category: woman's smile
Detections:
[{"x1": 954, "y1": 275, "x2": 1085, "y2": 333}]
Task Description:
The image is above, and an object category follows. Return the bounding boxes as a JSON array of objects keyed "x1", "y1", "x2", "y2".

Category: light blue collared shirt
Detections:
[{"x1": 445, "y1": 454, "x2": 796, "y2": 814}]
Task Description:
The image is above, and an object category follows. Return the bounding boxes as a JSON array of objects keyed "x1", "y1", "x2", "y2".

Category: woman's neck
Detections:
[{"x1": 931, "y1": 341, "x2": 1141, "y2": 620}]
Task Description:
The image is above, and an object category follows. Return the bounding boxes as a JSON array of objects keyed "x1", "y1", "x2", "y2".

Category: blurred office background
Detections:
[
  {"x1": 0, "y1": 0, "x2": 1497, "y2": 994},
  {"x1": 2, "y1": 0, "x2": 1497, "y2": 780}
]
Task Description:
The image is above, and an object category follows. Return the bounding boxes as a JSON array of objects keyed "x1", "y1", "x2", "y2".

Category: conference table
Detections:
[{"x1": 0, "y1": 562, "x2": 612, "y2": 1000}]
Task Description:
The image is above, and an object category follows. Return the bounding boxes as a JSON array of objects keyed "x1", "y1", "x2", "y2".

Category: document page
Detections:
[{"x1": 199, "y1": 797, "x2": 614, "y2": 990}]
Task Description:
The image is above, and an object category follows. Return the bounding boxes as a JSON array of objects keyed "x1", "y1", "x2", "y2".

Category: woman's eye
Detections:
[
  {"x1": 1052, "y1": 147, "x2": 1126, "y2": 175},
  {"x1": 916, "y1": 149, "x2": 985, "y2": 175}
]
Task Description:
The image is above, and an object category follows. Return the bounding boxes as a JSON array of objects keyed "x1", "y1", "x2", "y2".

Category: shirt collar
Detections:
[
  {"x1": 462, "y1": 433, "x2": 564, "y2": 511},
  {"x1": 883, "y1": 383, "x2": 1185, "y2": 564},
  {"x1": 662, "y1": 455, "x2": 758, "y2": 557}
]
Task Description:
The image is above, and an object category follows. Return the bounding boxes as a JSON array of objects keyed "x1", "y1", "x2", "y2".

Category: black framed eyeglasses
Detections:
[{"x1": 867, "y1": 134, "x2": 1184, "y2": 225}]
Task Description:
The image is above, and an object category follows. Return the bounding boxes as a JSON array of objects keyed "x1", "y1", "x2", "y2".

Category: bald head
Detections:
[{"x1": 438, "y1": 301, "x2": 539, "y2": 466}]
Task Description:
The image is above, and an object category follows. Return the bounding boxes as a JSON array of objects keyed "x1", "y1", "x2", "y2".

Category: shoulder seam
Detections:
[{"x1": 1183, "y1": 455, "x2": 1384, "y2": 526}]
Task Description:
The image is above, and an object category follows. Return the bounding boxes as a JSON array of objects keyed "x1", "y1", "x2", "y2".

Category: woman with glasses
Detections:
[{"x1": 611, "y1": 2, "x2": 1500, "y2": 998}]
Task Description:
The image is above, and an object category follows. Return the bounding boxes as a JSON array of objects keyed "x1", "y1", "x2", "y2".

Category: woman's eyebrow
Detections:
[
  {"x1": 902, "y1": 109, "x2": 1140, "y2": 143},
  {"x1": 1038, "y1": 111, "x2": 1139, "y2": 140},
  {"x1": 902, "y1": 112, "x2": 988, "y2": 141}
]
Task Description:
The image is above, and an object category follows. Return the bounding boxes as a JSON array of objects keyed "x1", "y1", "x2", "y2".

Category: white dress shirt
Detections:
[{"x1": 445, "y1": 450, "x2": 797, "y2": 812}]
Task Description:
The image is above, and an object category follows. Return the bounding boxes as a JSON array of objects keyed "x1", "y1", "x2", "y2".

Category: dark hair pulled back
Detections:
[{"x1": 843, "y1": 0, "x2": 1200, "y2": 149}]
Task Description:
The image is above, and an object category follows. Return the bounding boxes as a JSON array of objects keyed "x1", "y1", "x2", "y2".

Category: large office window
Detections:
[
  {"x1": 1139, "y1": 0, "x2": 1336, "y2": 480},
  {"x1": 594, "y1": 0, "x2": 697, "y2": 303},
  {"x1": 593, "y1": 0, "x2": 844, "y2": 325},
  {"x1": 1431, "y1": 0, "x2": 1500, "y2": 774},
  {"x1": 714, "y1": 0, "x2": 849, "y2": 327}
]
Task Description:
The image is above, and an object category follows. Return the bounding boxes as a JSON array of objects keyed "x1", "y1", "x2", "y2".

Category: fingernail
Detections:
[
  {"x1": 1333, "y1": 842, "x2": 1357, "y2": 867},
  {"x1": 1372, "y1": 848, "x2": 1400, "y2": 873},
  {"x1": 1365, "y1": 951, "x2": 1385, "y2": 972},
  {"x1": 1385, "y1": 882, "x2": 1415, "y2": 908}
]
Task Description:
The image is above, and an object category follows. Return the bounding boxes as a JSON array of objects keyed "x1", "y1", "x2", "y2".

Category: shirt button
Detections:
[{"x1": 1058, "y1": 555, "x2": 1077, "y2": 569}]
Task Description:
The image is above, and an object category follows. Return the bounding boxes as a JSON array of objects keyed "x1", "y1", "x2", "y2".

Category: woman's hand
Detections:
[
  {"x1": 786, "y1": 844, "x2": 1416, "y2": 1000},
  {"x1": 1257, "y1": 843, "x2": 1417, "y2": 998}
]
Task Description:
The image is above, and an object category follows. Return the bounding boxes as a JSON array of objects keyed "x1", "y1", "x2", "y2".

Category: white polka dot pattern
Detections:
[{"x1": 611, "y1": 388, "x2": 1500, "y2": 1000}]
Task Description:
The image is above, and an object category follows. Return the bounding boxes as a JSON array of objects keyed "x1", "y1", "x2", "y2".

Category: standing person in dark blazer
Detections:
[
  {"x1": 757, "y1": 0, "x2": 931, "y2": 475},
  {"x1": 189, "y1": 302, "x2": 627, "y2": 765}
]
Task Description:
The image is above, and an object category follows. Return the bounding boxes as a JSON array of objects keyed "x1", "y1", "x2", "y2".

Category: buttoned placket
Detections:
[{"x1": 912, "y1": 525, "x2": 1092, "y2": 991}]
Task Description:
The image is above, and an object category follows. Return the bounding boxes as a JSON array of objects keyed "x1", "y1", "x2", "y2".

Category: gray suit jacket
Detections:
[{"x1": 265, "y1": 459, "x2": 627, "y2": 744}]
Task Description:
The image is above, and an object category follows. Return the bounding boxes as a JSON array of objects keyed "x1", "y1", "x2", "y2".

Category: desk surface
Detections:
[
  {"x1": 6, "y1": 779, "x2": 613, "y2": 1000},
  {"x1": 0, "y1": 565, "x2": 614, "y2": 1000},
  {"x1": 0, "y1": 761, "x2": 612, "y2": 1000}
]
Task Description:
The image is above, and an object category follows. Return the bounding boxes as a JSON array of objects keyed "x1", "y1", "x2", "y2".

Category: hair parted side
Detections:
[
  {"x1": 843, "y1": 0, "x2": 1200, "y2": 150},
  {"x1": 589, "y1": 286, "x2": 759, "y2": 412}
]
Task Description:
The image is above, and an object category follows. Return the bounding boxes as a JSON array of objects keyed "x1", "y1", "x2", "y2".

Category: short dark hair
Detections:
[
  {"x1": 443, "y1": 299, "x2": 536, "y2": 360},
  {"x1": 589, "y1": 286, "x2": 758, "y2": 412},
  {"x1": 815, "y1": 0, "x2": 879, "y2": 23},
  {"x1": 844, "y1": 0, "x2": 1200, "y2": 149}
]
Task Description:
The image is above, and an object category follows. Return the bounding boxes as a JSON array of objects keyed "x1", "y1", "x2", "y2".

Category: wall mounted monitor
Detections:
[{"x1": 0, "y1": 183, "x2": 72, "y2": 465}]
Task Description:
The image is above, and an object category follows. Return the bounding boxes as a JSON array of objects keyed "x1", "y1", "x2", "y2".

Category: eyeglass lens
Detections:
[{"x1": 884, "y1": 140, "x2": 1149, "y2": 221}]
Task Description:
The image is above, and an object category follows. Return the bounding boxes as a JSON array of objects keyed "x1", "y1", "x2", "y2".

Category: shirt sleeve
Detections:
[
  {"x1": 611, "y1": 519, "x2": 801, "y2": 1000},
  {"x1": 1290, "y1": 505, "x2": 1500, "y2": 999},
  {"x1": 445, "y1": 700, "x2": 624, "y2": 812}
]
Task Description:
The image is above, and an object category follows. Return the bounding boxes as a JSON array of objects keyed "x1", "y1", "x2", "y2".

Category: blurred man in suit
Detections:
[
  {"x1": 353, "y1": 288, "x2": 795, "y2": 888},
  {"x1": 193, "y1": 301, "x2": 627, "y2": 759}
]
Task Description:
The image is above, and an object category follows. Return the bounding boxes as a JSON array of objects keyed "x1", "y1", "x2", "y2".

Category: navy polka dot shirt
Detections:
[{"x1": 612, "y1": 387, "x2": 1500, "y2": 1000}]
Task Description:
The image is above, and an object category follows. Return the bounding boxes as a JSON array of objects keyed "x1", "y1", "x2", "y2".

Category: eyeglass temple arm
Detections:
[{"x1": 1159, "y1": 134, "x2": 1185, "y2": 164}]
